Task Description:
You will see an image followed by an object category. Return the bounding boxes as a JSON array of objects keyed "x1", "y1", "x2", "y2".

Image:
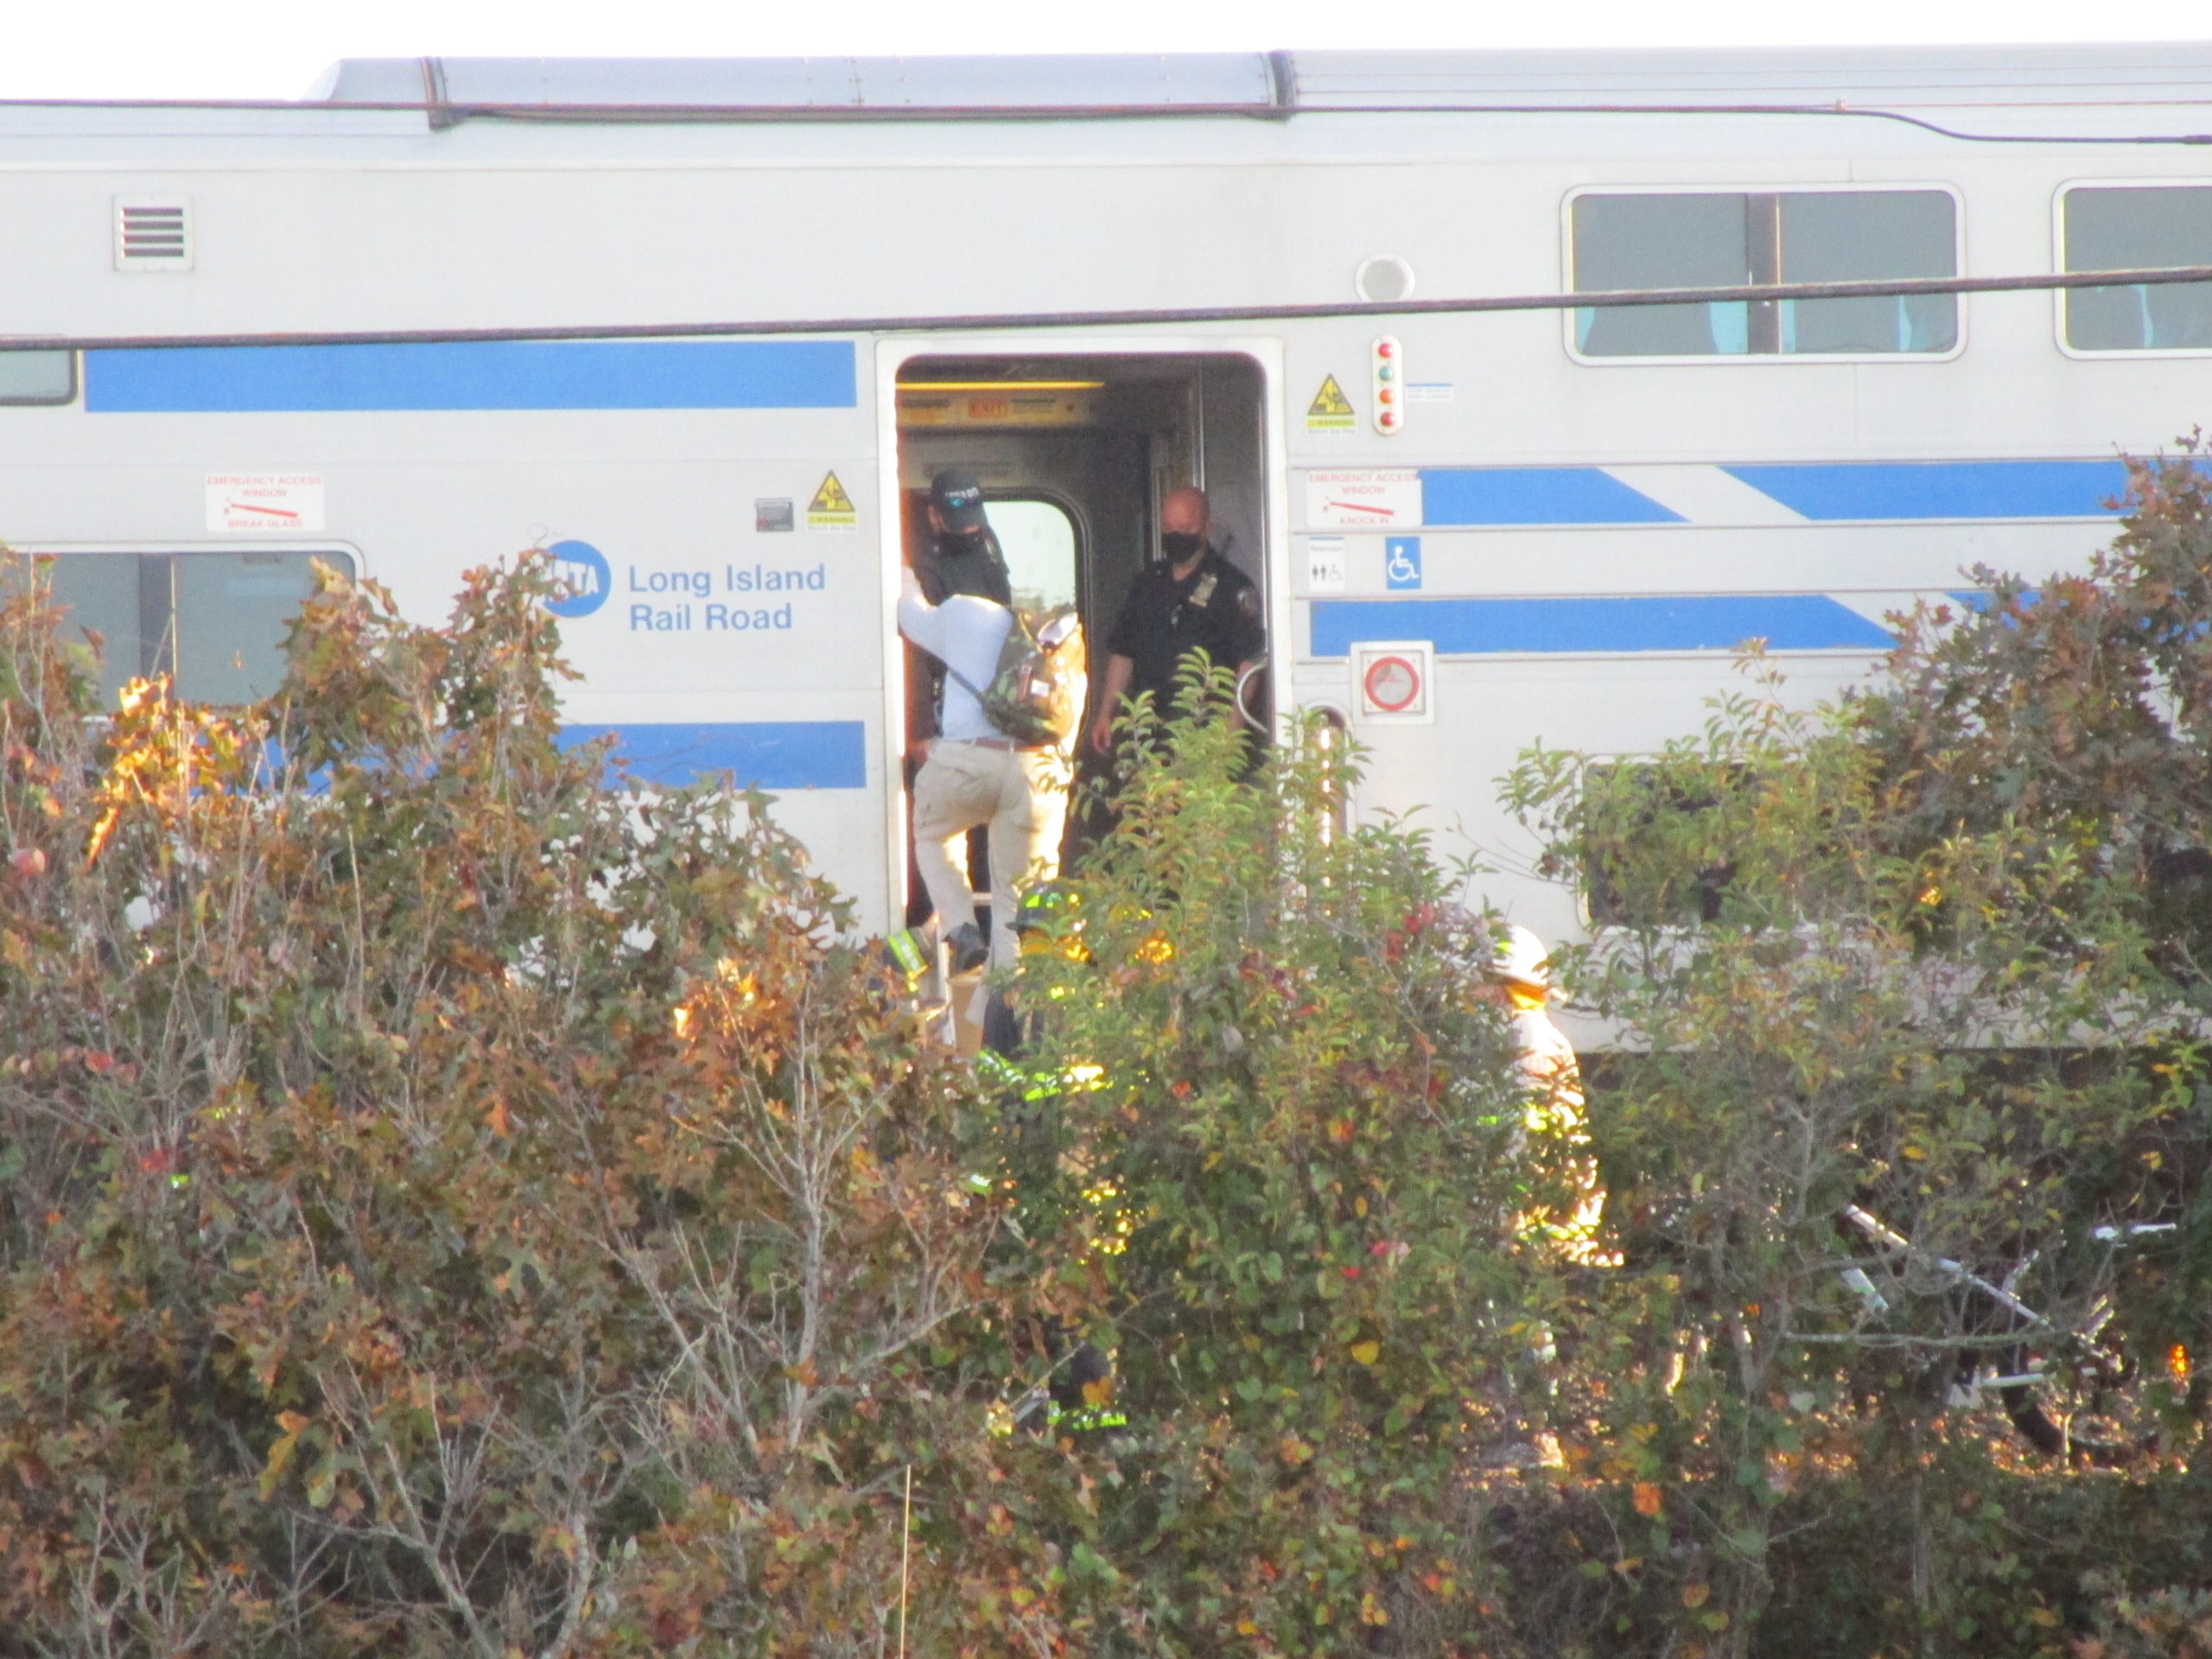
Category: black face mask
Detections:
[
  {"x1": 1161, "y1": 531, "x2": 1205, "y2": 562},
  {"x1": 942, "y1": 524, "x2": 984, "y2": 549}
]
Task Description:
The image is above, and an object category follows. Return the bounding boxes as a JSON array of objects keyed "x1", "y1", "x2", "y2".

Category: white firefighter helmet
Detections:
[{"x1": 1488, "y1": 924, "x2": 1553, "y2": 991}]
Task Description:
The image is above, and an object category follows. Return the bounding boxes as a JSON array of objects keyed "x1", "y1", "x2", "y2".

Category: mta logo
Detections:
[{"x1": 543, "y1": 540, "x2": 611, "y2": 619}]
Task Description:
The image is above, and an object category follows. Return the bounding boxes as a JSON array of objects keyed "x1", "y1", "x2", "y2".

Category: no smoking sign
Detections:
[{"x1": 1351, "y1": 639, "x2": 1435, "y2": 725}]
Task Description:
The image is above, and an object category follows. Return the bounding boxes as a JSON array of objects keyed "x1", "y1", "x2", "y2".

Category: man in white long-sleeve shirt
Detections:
[{"x1": 898, "y1": 566, "x2": 1071, "y2": 977}]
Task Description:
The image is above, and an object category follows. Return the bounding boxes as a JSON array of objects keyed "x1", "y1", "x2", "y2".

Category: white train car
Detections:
[{"x1": 6, "y1": 46, "x2": 2212, "y2": 951}]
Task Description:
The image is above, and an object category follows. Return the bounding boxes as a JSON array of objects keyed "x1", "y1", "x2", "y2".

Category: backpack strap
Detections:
[
  {"x1": 937, "y1": 608, "x2": 1033, "y2": 741},
  {"x1": 940, "y1": 663, "x2": 1023, "y2": 743}
]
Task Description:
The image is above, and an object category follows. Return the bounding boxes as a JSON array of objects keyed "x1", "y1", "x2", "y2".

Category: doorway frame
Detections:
[{"x1": 872, "y1": 333, "x2": 1292, "y2": 924}]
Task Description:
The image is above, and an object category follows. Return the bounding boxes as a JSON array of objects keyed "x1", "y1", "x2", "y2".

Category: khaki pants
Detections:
[{"x1": 912, "y1": 741, "x2": 1070, "y2": 970}]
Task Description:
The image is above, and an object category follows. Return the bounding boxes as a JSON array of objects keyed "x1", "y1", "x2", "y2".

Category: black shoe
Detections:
[{"x1": 945, "y1": 922, "x2": 989, "y2": 976}]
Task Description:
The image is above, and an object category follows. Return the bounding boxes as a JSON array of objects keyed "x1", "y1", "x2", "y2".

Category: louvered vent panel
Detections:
[{"x1": 114, "y1": 199, "x2": 193, "y2": 270}]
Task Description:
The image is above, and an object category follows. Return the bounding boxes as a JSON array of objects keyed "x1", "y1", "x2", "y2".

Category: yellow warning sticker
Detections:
[
  {"x1": 806, "y1": 470, "x2": 857, "y2": 531},
  {"x1": 1306, "y1": 374, "x2": 1356, "y2": 431}
]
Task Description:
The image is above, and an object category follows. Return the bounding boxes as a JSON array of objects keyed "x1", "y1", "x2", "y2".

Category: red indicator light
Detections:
[{"x1": 1371, "y1": 335, "x2": 1405, "y2": 435}]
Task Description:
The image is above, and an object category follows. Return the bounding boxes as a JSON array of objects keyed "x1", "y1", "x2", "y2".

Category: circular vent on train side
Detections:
[{"x1": 1354, "y1": 254, "x2": 1416, "y2": 304}]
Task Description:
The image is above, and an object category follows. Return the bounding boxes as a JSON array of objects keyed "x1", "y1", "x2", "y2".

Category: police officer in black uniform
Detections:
[{"x1": 1086, "y1": 486, "x2": 1264, "y2": 756}]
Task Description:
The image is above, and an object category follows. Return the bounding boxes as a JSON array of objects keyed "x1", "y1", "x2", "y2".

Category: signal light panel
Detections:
[{"x1": 1371, "y1": 335, "x2": 1402, "y2": 435}]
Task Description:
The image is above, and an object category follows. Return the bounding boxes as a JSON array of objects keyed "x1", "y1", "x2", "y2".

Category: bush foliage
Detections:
[
  {"x1": 3, "y1": 453, "x2": 2210, "y2": 1657},
  {"x1": 0, "y1": 561, "x2": 1051, "y2": 1657},
  {"x1": 1505, "y1": 450, "x2": 2212, "y2": 1656}
]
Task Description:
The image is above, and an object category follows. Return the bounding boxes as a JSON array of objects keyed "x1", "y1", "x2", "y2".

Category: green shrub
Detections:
[
  {"x1": 0, "y1": 555, "x2": 1051, "y2": 1658},
  {"x1": 1001, "y1": 679, "x2": 1579, "y2": 1656},
  {"x1": 11, "y1": 448, "x2": 2212, "y2": 1659},
  {"x1": 1504, "y1": 451, "x2": 2212, "y2": 1657}
]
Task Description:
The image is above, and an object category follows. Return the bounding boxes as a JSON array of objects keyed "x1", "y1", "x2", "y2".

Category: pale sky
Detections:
[{"x1": 0, "y1": 0, "x2": 2199, "y2": 104}]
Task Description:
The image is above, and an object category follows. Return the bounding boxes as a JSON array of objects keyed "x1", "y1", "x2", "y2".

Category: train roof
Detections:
[
  {"x1": 9, "y1": 46, "x2": 2212, "y2": 148},
  {"x1": 307, "y1": 46, "x2": 2212, "y2": 118}
]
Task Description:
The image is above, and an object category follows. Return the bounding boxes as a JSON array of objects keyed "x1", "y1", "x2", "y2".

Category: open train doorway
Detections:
[{"x1": 889, "y1": 351, "x2": 1274, "y2": 942}]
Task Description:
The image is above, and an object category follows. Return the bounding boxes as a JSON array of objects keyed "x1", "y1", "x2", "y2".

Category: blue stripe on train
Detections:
[
  {"x1": 1417, "y1": 467, "x2": 1683, "y2": 524},
  {"x1": 558, "y1": 721, "x2": 868, "y2": 789},
  {"x1": 85, "y1": 340, "x2": 858, "y2": 413},
  {"x1": 1720, "y1": 460, "x2": 2130, "y2": 520},
  {"x1": 1310, "y1": 594, "x2": 1895, "y2": 658}
]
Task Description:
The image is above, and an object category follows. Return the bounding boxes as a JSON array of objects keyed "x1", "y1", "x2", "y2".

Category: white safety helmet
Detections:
[{"x1": 1488, "y1": 924, "x2": 1553, "y2": 992}]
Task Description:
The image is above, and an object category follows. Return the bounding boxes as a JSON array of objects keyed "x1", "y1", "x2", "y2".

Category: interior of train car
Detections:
[{"x1": 892, "y1": 351, "x2": 1271, "y2": 930}]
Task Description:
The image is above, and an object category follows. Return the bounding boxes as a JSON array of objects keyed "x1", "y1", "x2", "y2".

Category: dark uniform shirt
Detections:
[
  {"x1": 1105, "y1": 548, "x2": 1265, "y2": 716},
  {"x1": 916, "y1": 526, "x2": 1013, "y2": 608},
  {"x1": 911, "y1": 527, "x2": 1014, "y2": 741}
]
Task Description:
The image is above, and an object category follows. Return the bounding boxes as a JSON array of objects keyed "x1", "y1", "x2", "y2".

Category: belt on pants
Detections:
[{"x1": 947, "y1": 735, "x2": 1055, "y2": 753}]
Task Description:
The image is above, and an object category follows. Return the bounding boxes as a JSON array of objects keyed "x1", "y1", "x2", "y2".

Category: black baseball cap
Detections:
[{"x1": 929, "y1": 469, "x2": 988, "y2": 534}]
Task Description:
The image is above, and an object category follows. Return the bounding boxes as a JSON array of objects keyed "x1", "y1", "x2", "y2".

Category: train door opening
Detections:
[{"x1": 891, "y1": 351, "x2": 1272, "y2": 930}]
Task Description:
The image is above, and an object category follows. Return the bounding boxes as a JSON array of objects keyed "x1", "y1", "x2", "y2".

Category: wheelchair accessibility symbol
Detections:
[{"x1": 1384, "y1": 535, "x2": 1422, "y2": 591}]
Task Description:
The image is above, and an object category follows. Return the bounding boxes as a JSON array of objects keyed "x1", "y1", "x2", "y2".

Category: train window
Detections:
[
  {"x1": 2061, "y1": 187, "x2": 2212, "y2": 352},
  {"x1": 1571, "y1": 190, "x2": 1957, "y2": 359},
  {"x1": 1573, "y1": 194, "x2": 1751, "y2": 356},
  {"x1": 173, "y1": 553, "x2": 330, "y2": 702},
  {"x1": 6, "y1": 550, "x2": 353, "y2": 707},
  {"x1": 31, "y1": 556, "x2": 139, "y2": 706},
  {"x1": 0, "y1": 350, "x2": 75, "y2": 405},
  {"x1": 1780, "y1": 194, "x2": 1958, "y2": 354},
  {"x1": 988, "y1": 498, "x2": 1079, "y2": 616}
]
